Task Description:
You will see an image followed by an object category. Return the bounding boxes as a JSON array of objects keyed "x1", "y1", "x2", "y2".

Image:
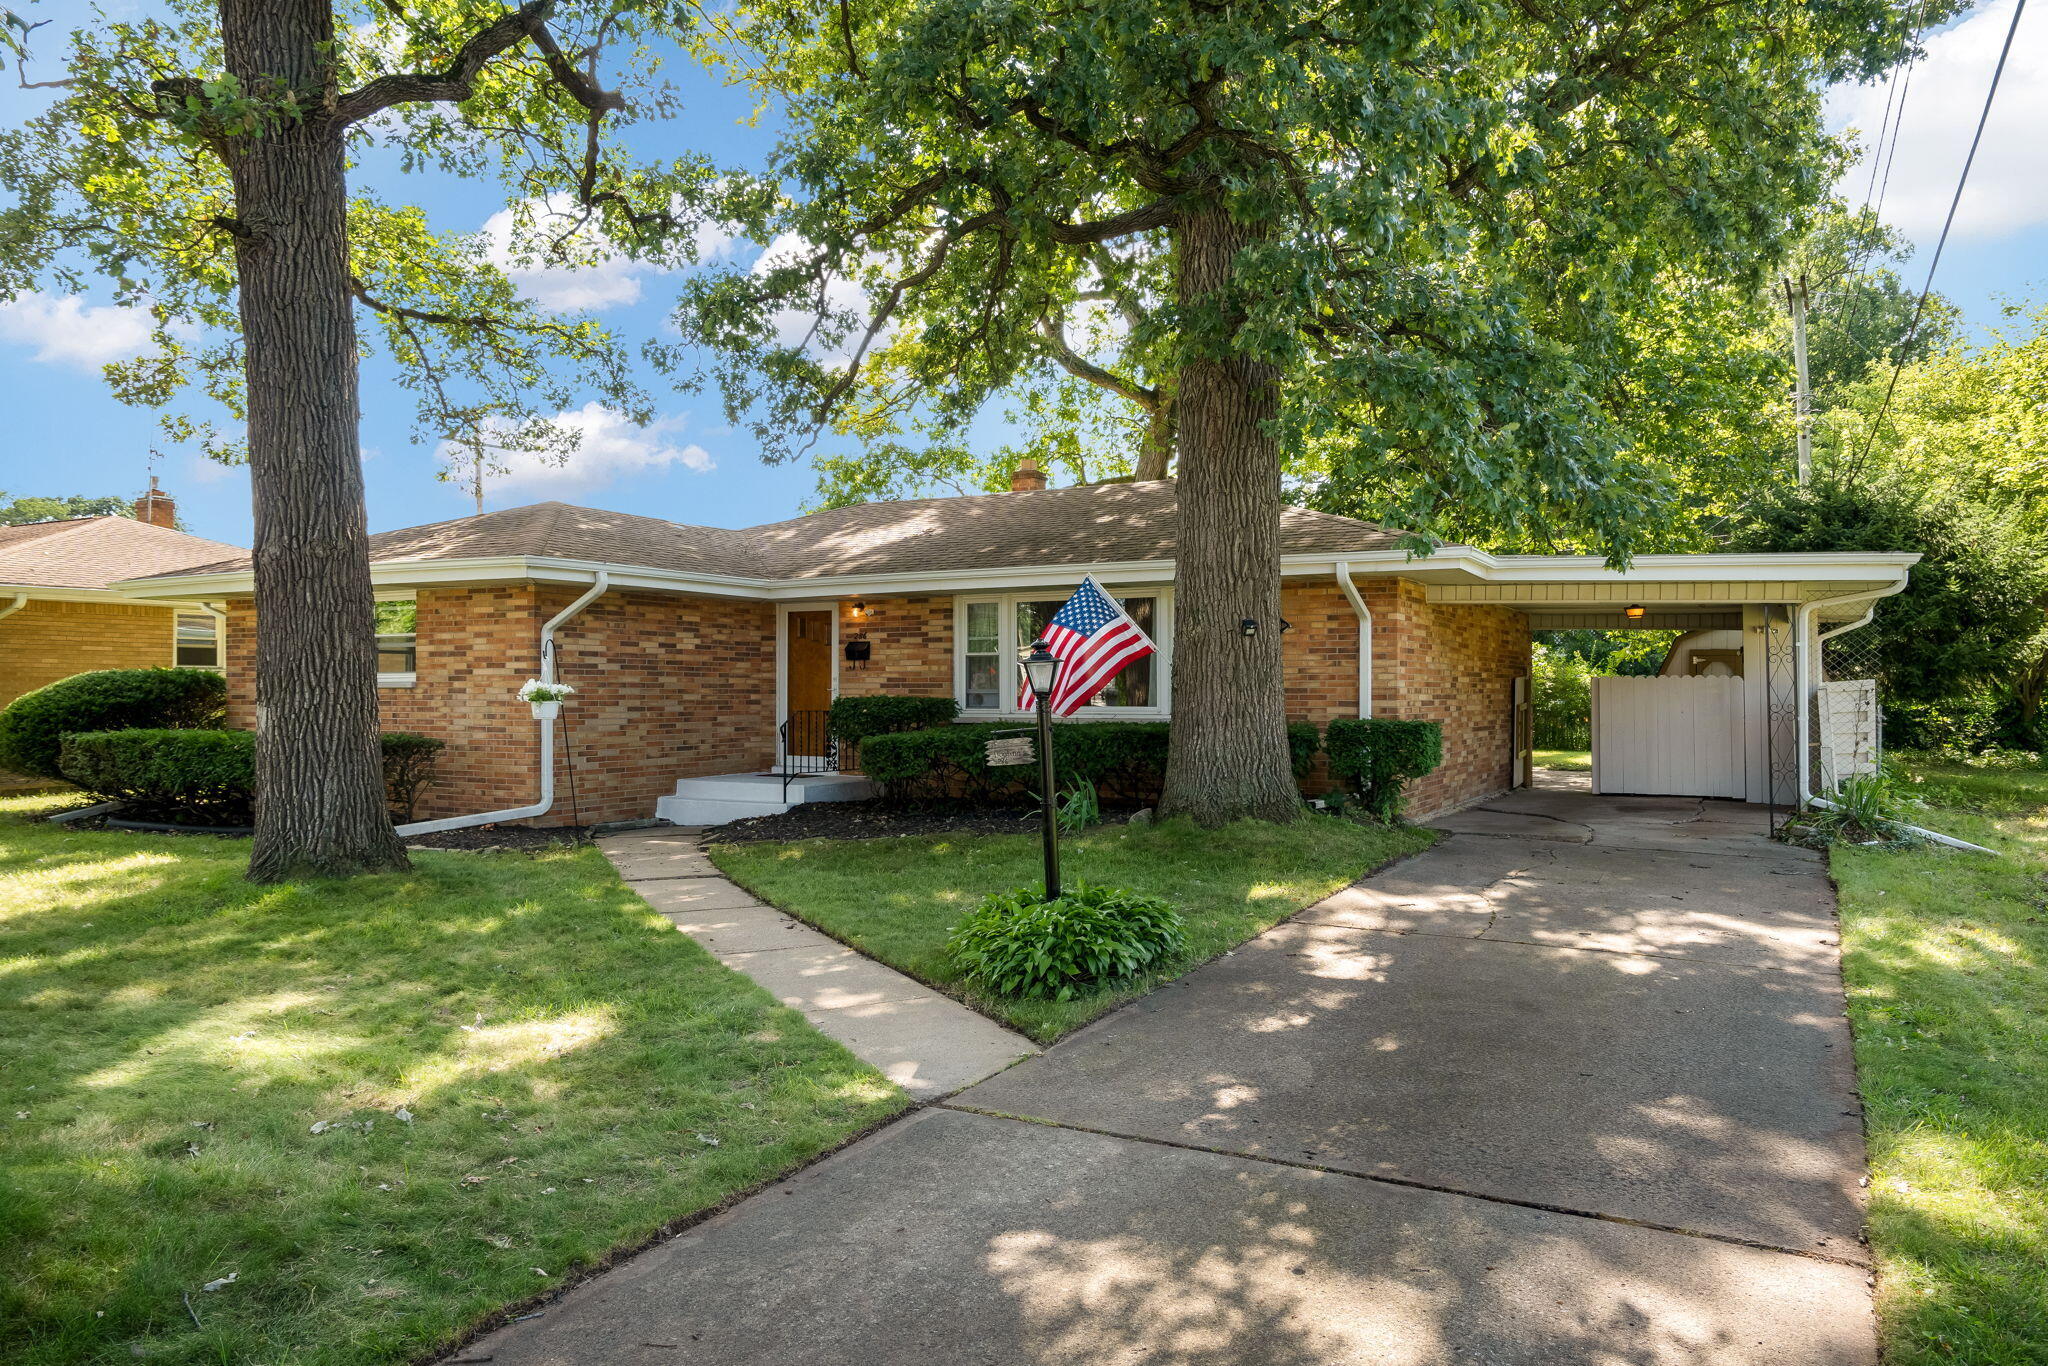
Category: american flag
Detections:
[{"x1": 1018, "y1": 576, "x2": 1158, "y2": 717}]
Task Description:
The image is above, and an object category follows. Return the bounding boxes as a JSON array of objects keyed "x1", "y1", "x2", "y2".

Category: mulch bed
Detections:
[
  {"x1": 708, "y1": 799, "x2": 1137, "y2": 843},
  {"x1": 403, "y1": 823, "x2": 595, "y2": 852}
]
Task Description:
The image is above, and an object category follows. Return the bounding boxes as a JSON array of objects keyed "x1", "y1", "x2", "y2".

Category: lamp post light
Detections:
[{"x1": 1023, "y1": 638, "x2": 1063, "y2": 899}]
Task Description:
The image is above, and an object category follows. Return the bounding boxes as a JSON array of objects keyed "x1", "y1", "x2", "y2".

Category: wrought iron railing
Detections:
[{"x1": 778, "y1": 710, "x2": 838, "y2": 801}]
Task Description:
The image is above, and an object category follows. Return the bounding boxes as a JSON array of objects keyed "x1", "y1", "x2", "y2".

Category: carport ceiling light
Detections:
[{"x1": 1624, "y1": 604, "x2": 1646, "y2": 620}]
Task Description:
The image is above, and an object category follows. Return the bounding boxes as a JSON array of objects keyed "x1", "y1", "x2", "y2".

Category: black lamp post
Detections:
[{"x1": 1023, "y1": 637, "x2": 1063, "y2": 899}]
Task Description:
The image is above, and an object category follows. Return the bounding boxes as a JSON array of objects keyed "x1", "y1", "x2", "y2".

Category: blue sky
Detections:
[{"x1": 0, "y1": 0, "x2": 2042, "y2": 550}]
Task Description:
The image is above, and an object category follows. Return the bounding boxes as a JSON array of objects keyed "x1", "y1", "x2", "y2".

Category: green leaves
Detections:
[{"x1": 946, "y1": 881, "x2": 1188, "y2": 1001}]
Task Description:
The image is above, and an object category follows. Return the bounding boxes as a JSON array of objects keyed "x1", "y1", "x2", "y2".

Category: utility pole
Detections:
[{"x1": 1785, "y1": 273, "x2": 1812, "y2": 486}]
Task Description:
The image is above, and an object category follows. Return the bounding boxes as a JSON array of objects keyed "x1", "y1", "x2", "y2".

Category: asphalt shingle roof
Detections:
[
  {"x1": 0, "y1": 516, "x2": 246, "y2": 591},
  {"x1": 151, "y1": 481, "x2": 1405, "y2": 583}
]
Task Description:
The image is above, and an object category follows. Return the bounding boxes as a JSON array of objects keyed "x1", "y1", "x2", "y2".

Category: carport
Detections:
[{"x1": 1391, "y1": 549, "x2": 1919, "y2": 807}]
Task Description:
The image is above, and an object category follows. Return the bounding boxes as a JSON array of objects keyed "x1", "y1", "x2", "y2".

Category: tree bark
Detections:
[
  {"x1": 1134, "y1": 384, "x2": 1176, "y2": 481},
  {"x1": 1157, "y1": 207, "x2": 1301, "y2": 826},
  {"x1": 224, "y1": 0, "x2": 409, "y2": 880}
]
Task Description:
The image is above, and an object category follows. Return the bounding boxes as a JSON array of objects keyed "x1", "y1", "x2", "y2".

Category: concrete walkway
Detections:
[
  {"x1": 467, "y1": 790, "x2": 1873, "y2": 1365},
  {"x1": 599, "y1": 827, "x2": 1036, "y2": 1098}
]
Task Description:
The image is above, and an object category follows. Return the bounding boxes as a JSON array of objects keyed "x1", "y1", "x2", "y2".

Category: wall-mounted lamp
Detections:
[
  {"x1": 1240, "y1": 618, "x2": 1259, "y2": 637},
  {"x1": 1624, "y1": 604, "x2": 1647, "y2": 621},
  {"x1": 849, "y1": 600, "x2": 871, "y2": 619},
  {"x1": 1280, "y1": 618, "x2": 1294, "y2": 634}
]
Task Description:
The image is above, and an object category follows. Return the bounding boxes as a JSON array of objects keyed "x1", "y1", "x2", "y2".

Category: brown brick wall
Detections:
[
  {"x1": 545, "y1": 587, "x2": 776, "y2": 824},
  {"x1": 1365, "y1": 579, "x2": 1530, "y2": 818},
  {"x1": 223, "y1": 587, "x2": 545, "y2": 822},
  {"x1": 215, "y1": 577, "x2": 1525, "y2": 826},
  {"x1": 834, "y1": 595, "x2": 953, "y2": 697},
  {"x1": 0, "y1": 598, "x2": 180, "y2": 709}
]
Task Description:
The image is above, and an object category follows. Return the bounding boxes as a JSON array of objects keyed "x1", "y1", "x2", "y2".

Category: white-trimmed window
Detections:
[
  {"x1": 374, "y1": 598, "x2": 417, "y2": 686},
  {"x1": 173, "y1": 612, "x2": 221, "y2": 669},
  {"x1": 954, "y1": 589, "x2": 1170, "y2": 717}
]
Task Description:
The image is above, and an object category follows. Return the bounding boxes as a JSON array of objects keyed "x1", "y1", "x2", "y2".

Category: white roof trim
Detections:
[
  {"x1": 0, "y1": 583, "x2": 212, "y2": 607},
  {"x1": 112, "y1": 546, "x2": 1920, "y2": 603}
]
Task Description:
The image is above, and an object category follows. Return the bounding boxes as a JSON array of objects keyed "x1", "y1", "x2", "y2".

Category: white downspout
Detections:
[
  {"x1": 395, "y1": 571, "x2": 610, "y2": 838},
  {"x1": 1792, "y1": 579, "x2": 1993, "y2": 854},
  {"x1": 1333, "y1": 561, "x2": 1373, "y2": 717},
  {"x1": 0, "y1": 592, "x2": 28, "y2": 621}
]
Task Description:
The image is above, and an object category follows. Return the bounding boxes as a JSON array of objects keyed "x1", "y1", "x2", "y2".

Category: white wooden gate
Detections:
[{"x1": 1592, "y1": 674, "x2": 1747, "y2": 799}]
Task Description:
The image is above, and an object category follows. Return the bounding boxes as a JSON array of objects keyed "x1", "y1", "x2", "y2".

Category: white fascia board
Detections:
[
  {"x1": 113, "y1": 546, "x2": 1921, "y2": 602},
  {"x1": 0, "y1": 583, "x2": 211, "y2": 607}
]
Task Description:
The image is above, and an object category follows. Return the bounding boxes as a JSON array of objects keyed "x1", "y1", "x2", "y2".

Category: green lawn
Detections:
[
  {"x1": 0, "y1": 794, "x2": 905, "y2": 1366},
  {"x1": 710, "y1": 814, "x2": 1436, "y2": 1042},
  {"x1": 1533, "y1": 748, "x2": 1591, "y2": 771},
  {"x1": 1834, "y1": 758, "x2": 2048, "y2": 1363}
]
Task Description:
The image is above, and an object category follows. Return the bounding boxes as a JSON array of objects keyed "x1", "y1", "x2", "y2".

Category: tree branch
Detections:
[
  {"x1": 332, "y1": 0, "x2": 557, "y2": 126},
  {"x1": 1036, "y1": 316, "x2": 1159, "y2": 412}
]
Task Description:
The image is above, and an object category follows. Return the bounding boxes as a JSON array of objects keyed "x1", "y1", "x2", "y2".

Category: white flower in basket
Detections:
[{"x1": 518, "y1": 679, "x2": 575, "y2": 718}]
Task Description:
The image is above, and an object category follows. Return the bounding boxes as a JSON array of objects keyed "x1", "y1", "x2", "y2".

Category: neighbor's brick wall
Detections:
[
  {"x1": 833, "y1": 595, "x2": 954, "y2": 697},
  {"x1": 544, "y1": 587, "x2": 776, "y2": 824},
  {"x1": 0, "y1": 598, "x2": 178, "y2": 709}
]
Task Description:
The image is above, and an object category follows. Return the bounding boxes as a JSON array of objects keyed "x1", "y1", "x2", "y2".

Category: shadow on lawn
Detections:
[{"x1": 0, "y1": 826, "x2": 901, "y2": 1366}]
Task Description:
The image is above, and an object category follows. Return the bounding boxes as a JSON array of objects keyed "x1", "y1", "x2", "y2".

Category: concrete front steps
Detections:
[{"x1": 653, "y1": 771, "x2": 876, "y2": 827}]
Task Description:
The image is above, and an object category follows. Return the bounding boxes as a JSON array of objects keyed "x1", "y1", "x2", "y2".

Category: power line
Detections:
[{"x1": 1850, "y1": 0, "x2": 2029, "y2": 475}]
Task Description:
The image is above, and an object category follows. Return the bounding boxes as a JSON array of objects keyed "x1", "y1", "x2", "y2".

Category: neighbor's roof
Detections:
[
  {"x1": 0, "y1": 516, "x2": 246, "y2": 592},
  {"x1": 152, "y1": 481, "x2": 1408, "y2": 583}
]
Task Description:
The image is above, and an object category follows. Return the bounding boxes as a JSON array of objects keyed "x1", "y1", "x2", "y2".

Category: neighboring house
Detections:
[
  {"x1": 120, "y1": 471, "x2": 1916, "y2": 827},
  {"x1": 0, "y1": 482, "x2": 243, "y2": 712}
]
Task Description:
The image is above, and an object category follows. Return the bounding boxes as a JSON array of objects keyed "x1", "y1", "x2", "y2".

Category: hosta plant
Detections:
[{"x1": 947, "y1": 883, "x2": 1187, "y2": 1002}]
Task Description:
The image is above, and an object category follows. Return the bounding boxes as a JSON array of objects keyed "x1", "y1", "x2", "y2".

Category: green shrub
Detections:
[
  {"x1": 57, "y1": 727, "x2": 451, "y2": 826},
  {"x1": 59, "y1": 728, "x2": 255, "y2": 825},
  {"x1": 826, "y1": 694, "x2": 959, "y2": 743},
  {"x1": 860, "y1": 719, "x2": 1318, "y2": 806},
  {"x1": 1784, "y1": 772, "x2": 1924, "y2": 850},
  {"x1": 381, "y1": 731, "x2": 447, "y2": 822},
  {"x1": 0, "y1": 667, "x2": 226, "y2": 780},
  {"x1": 1324, "y1": 717, "x2": 1444, "y2": 820},
  {"x1": 947, "y1": 882, "x2": 1188, "y2": 1000}
]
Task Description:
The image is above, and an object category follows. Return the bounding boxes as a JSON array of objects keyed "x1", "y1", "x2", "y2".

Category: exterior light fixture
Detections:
[
  {"x1": 1624, "y1": 604, "x2": 1647, "y2": 621},
  {"x1": 1280, "y1": 618, "x2": 1294, "y2": 633},
  {"x1": 1023, "y1": 638, "x2": 1062, "y2": 702},
  {"x1": 849, "y1": 600, "x2": 867, "y2": 618},
  {"x1": 1022, "y1": 638, "x2": 1063, "y2": 897},
  {"x1": 1241, "y1": 618, "x2": 1259, "y2": 637}
]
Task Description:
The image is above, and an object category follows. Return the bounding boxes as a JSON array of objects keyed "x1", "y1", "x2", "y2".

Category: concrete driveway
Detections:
[{"x1": 462, "y1": 778, "x2": 1874, "y2": 1365}]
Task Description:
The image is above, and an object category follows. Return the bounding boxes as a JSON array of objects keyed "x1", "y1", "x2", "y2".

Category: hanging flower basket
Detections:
[{"x1": 517, "y1": 679, "x2": 575, "y2": 719}]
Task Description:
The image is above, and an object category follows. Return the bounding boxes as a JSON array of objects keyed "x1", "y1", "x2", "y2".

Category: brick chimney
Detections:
[
  {"x1": 134, "y1": 476, "x2": 176, "y2": 528},
  {"x1": 1008, "y1": 456, "x2": 1047, "y2": 493}
]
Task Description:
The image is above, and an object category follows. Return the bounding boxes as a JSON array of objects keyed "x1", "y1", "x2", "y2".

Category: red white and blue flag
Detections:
[{"x1": 1019, "y1": 575, "x2": 1157, "y2": 717}]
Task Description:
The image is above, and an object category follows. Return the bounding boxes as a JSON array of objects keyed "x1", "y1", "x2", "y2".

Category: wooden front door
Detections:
[{"x1": 785, "y1": 611, "x2": 833, "y2": 753}]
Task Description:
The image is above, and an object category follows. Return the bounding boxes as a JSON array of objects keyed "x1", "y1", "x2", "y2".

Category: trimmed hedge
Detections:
[
  {"x1": 826, "y1": 694, "x2": 959, "y2": 743},
  {"x1": 0, "y1": 667, "x2": 226, "y2": 780},
  {"x1": 1324, "y1": 717, "x2": 1443, "y2": 820},
  {"x1": 59, "y1": 728, "x2": 255, "y2": 825},
  {"x1": 57, "y1": 728, "x2": 450, "y2": 827},
  {"x1": 861, "y1": 719, "x2": 1319, "y2": 806}
]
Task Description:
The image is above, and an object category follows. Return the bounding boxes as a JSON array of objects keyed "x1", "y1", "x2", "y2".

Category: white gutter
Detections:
[
  {"x1": 395, "y1": 571, "x2": 610, "y2": 838},
  {"x1": 1333, "y1": 561, "x2": 1372, "y2": 717},
  {"x1": 1791, "y1": 579, "x2": 1993, "y2": 854},
  {"x1": 0, "y1": 592, "x2": 27, "y2": 621}
]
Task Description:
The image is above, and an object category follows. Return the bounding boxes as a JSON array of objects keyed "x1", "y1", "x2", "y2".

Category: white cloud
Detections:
[
  {"x1": 481, "y1": 195, "x2": 736, "y2": 313},
  {"x1": 1826, "y1": 0, "x2": 2048, "y2": 241},
  {"x1": 441, "y1": 402, "x2": 715, "y2": 495},
  {"x1": 751, "y1": 232, "x2": 880, "y2": 357},
  {"x1": 0, "y1": 293, "x2": 155, "y2": 370}
]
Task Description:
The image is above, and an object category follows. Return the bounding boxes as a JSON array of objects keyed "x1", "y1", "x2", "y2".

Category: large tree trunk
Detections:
[
  {"x1": 1157, "y1": 208, "x2": 1301, "y2": 826},
  {"x1": 225, "y1": 0, "x2": 409, "y2": 880}
]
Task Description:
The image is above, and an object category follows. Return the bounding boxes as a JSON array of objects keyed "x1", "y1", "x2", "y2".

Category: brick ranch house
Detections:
[
  {"x1": 120, "y1": 475, "x2": 1914, "y2": 829},
  {"x1": 0, "y1": 482, "x2": 242, "y2": 713}
]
